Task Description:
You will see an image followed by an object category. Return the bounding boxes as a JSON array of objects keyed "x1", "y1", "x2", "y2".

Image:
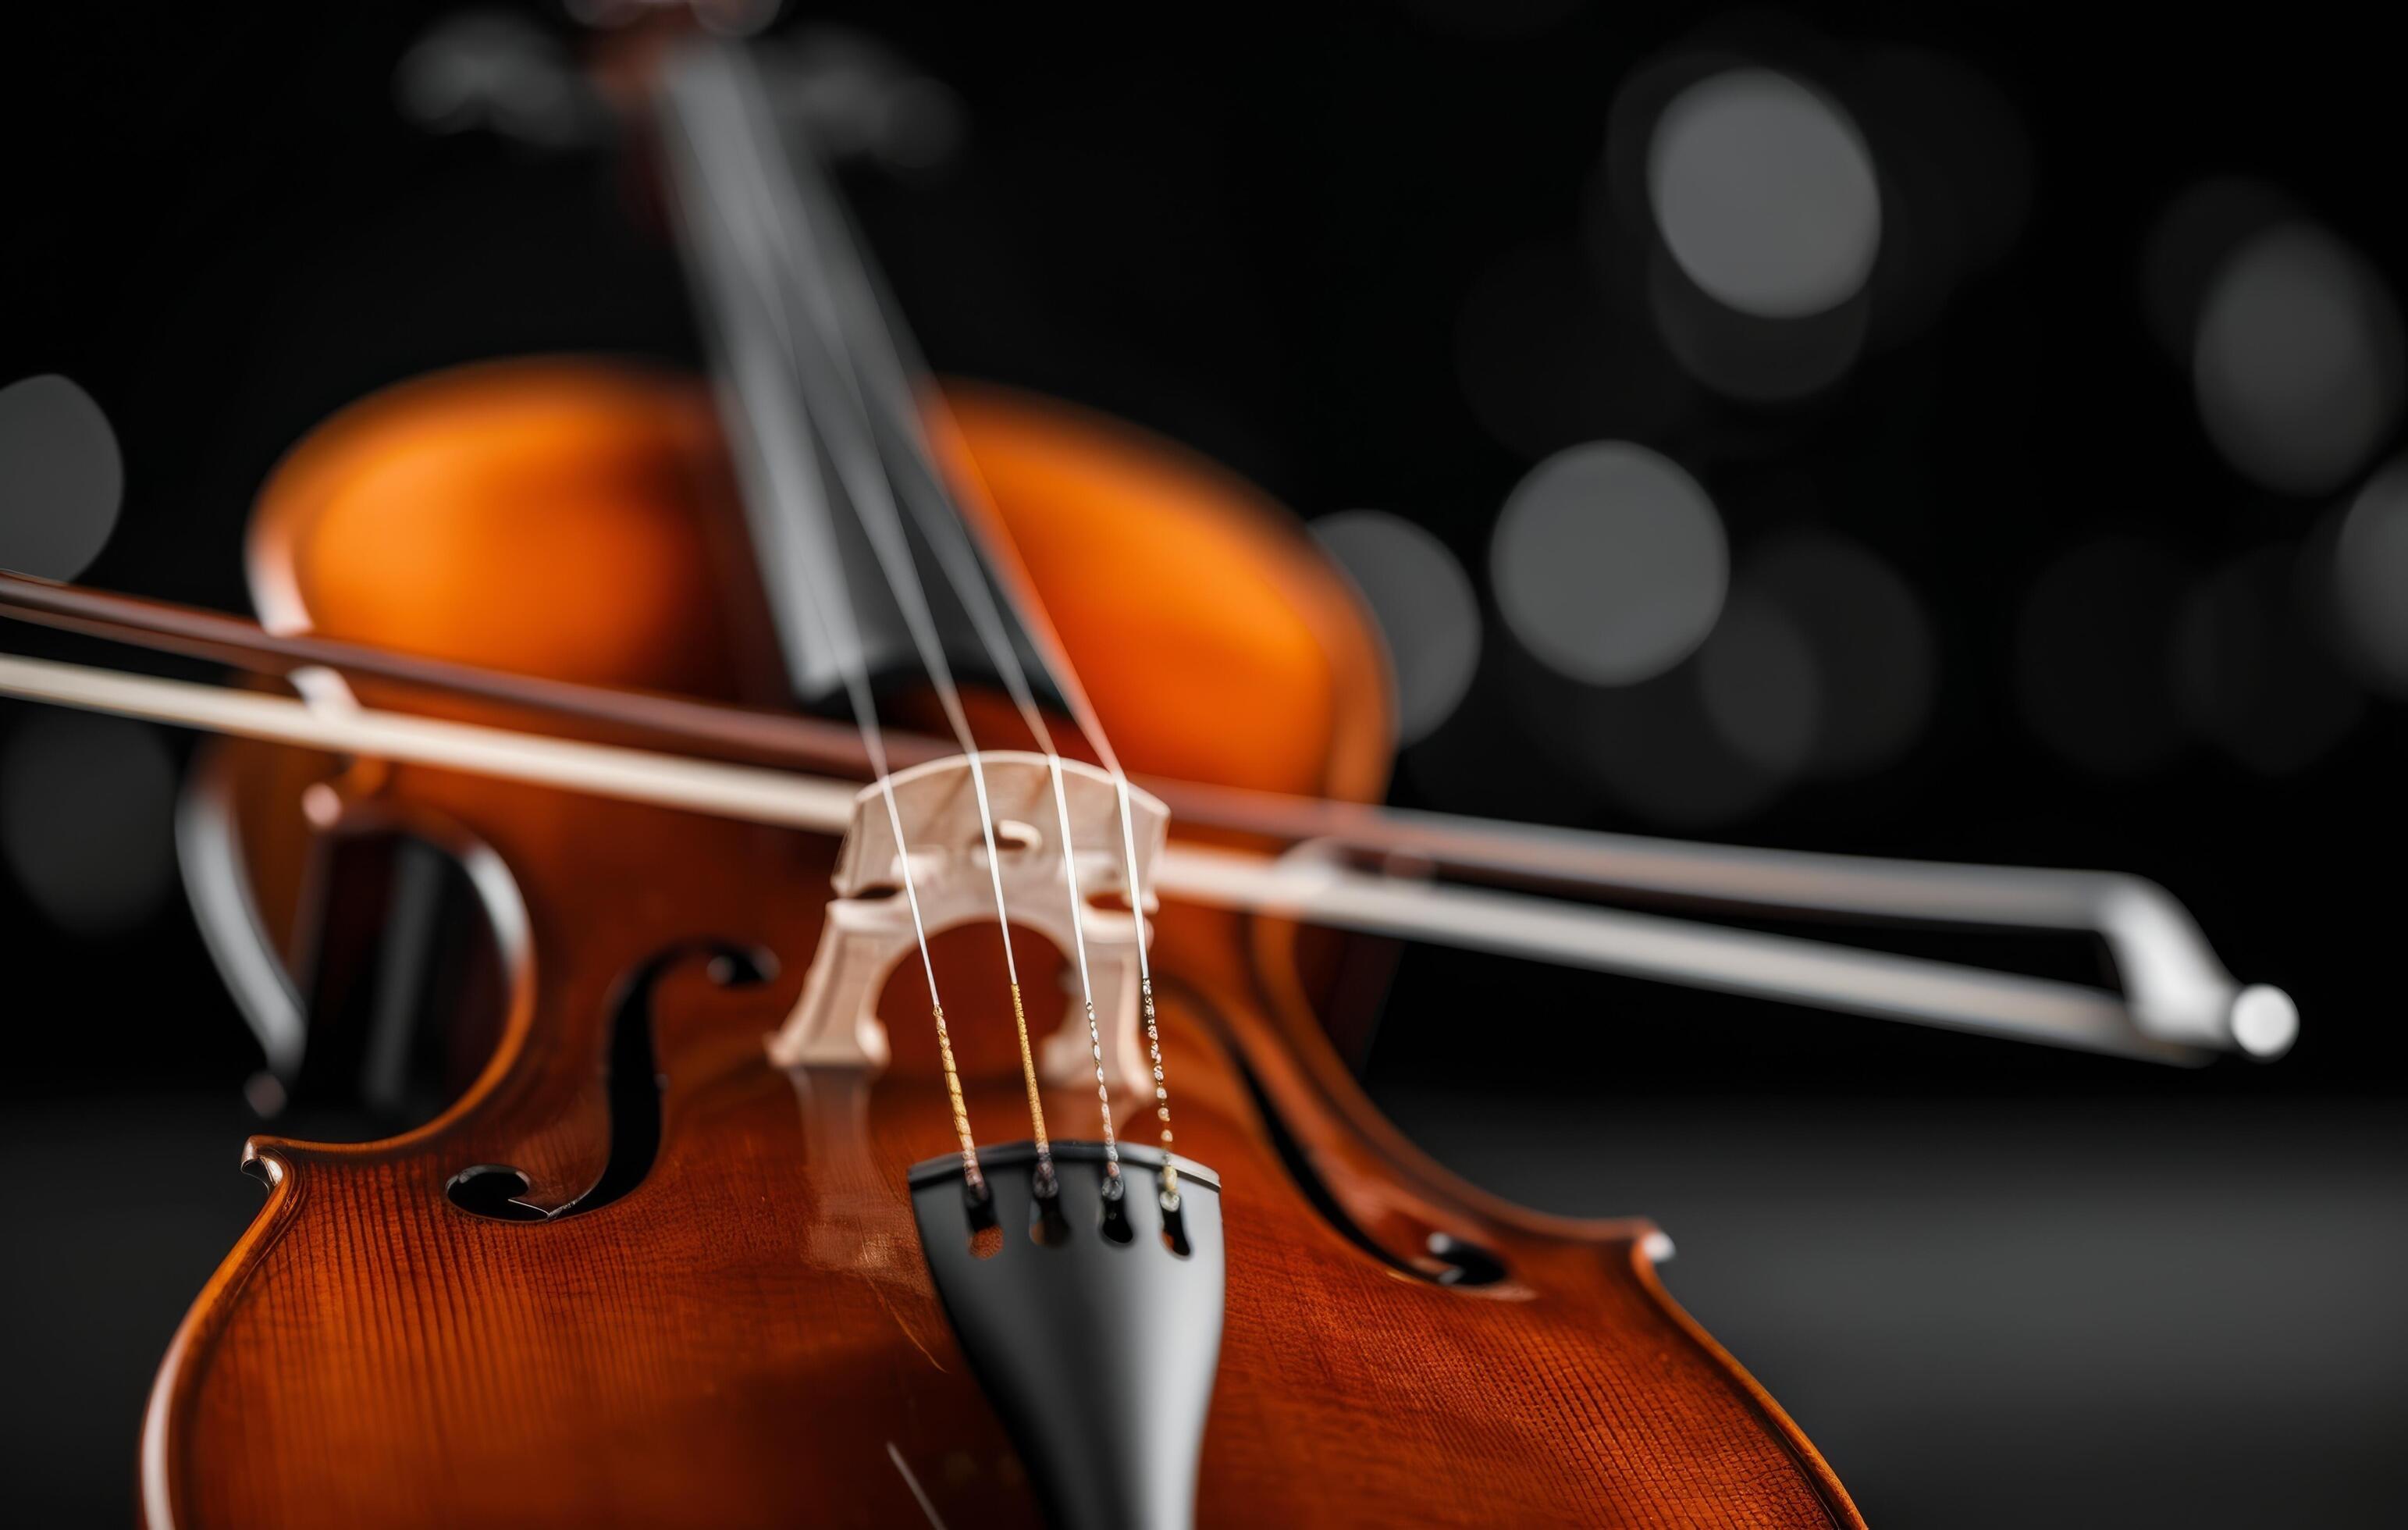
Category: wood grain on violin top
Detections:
[
  {"x1": 140, "y1": 773, "x2": 1858, "y2": 1530},
  {"x1": 142, "y1": 361, "x2": 1858, "y2": 1528}
]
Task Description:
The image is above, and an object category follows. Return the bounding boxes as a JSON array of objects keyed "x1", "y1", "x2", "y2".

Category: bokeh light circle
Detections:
[
  {"x1": 2332, "y1": 460, "x2": 2408, "y2": 693},
  {"x1": 0, "y1": 711, "x2": 177, "y2": 937},
  {"x1": 1647, "y1": 67, "x2": 1882, "y2": 320},
  {"x1": 1745, "y1": 532, "x2": 1937, "y2": 777},
  {"x1": 2141, "y1": 178, "x2": 2289, "y2": 360},
  {"x1": 2172, "y1": 546, "x2": 2361, "y2": 774},
  {"x1": 1311, "y1": 511, "x2": 1482, "y2": 745},
  {"x1": 0, "y1": 373, "x2": 124, "y2": 582},
  {"x1": 2193, "y1": 222, "x2": 2404, "y2": 496},
  {"x1": 1697, "y1": 591, "x2": 1819, "y2": 774},
  {"x1": 1491, "y1": 441, "x2": 1727, "y2": 687},
  {"x1": 1515, "y1": 656, "x2": 1792, "y2": 828},
  {"x1": 1645, "y1": 255, "x2": 1869, "y2": 404}
]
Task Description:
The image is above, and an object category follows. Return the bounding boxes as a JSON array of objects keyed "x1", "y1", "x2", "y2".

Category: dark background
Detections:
[{"x1": 3, "y1": 3, "x2": 2401, "y2": 1525}]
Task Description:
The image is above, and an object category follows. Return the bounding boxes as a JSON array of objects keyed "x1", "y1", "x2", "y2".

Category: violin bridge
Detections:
[{"x1": 767, "y1": 751, "x2": 1166, "y2": 1098}]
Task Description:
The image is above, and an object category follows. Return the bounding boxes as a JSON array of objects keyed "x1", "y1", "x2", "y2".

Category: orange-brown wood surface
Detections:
[{"x1": 143, "y1": 360, "x2": 1863, "y2": 1528}]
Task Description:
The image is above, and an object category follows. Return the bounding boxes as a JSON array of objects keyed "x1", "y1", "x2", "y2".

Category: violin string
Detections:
[
  {"x1": 923, "y1": 428, "x2": 1183, "y2": 1210},
  {"x1": 661, "y1": 55, "x2": 992, "y2": 1198},
  {"x1": 710, "y1": 57, "x2": 1065, "y2": 1191},
  {"x1": 771, "y1": 152, "x2": 1128, "y2": 1193},
  {"x1": 778, "y1": 145, "x2": 1181, "y2": 1211}
]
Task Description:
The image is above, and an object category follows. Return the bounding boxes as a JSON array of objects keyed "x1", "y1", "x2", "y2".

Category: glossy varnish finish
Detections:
[{"x1": 144, "y1": 361, "x2": 1862, "y2": 1528}]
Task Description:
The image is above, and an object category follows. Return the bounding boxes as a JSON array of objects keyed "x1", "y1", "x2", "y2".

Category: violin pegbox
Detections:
[
  {"x1": 767, "y1": 750, "x2": 1167, "y2": 1096},
  {"x1": 397, "y1": 12, "x2": 963, "y2": 173}
]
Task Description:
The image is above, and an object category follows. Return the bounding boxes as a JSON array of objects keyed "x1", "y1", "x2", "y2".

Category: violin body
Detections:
[{"x1": 144, "y1": 358, "x2": 1862, "y2": 1527}]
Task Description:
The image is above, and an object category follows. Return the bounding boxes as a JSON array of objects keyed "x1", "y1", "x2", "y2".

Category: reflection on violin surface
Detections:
[{"x1": 2, "y1": 5, "x2": 2402, "y2": 1528}]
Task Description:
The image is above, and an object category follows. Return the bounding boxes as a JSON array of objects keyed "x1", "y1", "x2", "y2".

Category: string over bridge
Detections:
[{"x1": 769, "y1": 752, "x2": 1168, "y2": 1094}]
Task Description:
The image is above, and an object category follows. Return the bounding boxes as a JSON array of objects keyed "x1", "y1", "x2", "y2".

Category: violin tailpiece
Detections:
[{"x1": 911, "y1": 1141, "x2": 1225, "y2": 1530}]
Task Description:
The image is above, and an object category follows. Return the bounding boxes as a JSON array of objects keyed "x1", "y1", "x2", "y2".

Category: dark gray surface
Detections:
[
  {"x1": 1382, "y1": 1089, "x2": 2408, "y2": 1528},
  {"x1": 0, "y1": 1092, "x2": 261, "y2": 1526},
  {"x1": 7, "y1": 1089, "x2": 2402, "y2": 1525}
]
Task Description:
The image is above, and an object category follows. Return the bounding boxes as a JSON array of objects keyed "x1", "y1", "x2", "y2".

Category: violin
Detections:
[{"x1": 0, "y1": 17, "x2": 2292, "y2": 1530}]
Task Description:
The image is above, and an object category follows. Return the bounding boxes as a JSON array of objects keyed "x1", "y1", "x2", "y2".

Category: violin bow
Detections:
[{"x1": 0, "y1": 570, "x2": 2293, "y2": 1065}]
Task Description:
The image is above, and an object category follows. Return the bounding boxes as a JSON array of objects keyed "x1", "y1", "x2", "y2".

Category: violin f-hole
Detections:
[{"x1": 446, "y1": 941, "x2": 770, "y2": 1222}]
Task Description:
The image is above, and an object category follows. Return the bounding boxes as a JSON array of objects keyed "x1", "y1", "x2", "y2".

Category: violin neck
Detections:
[{"x1": 654, "y1": 41, "x2": 1058, "y2": 719}]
